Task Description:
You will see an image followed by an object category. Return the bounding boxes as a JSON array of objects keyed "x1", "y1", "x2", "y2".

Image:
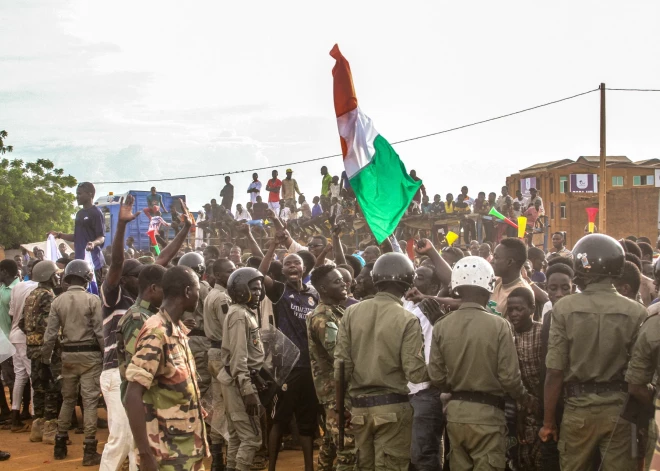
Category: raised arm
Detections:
[
  {"x1": 238, "y1": 224, "x2": 264, "y2": 259},
  {"x1": 332, "y1": 226, "x2": 346, "y2": 266},
  {"x1": 105, "y1": 195, "x2": 137, "y2": 290},
  {"x1": 258, "y1": 237, "x2": 279, "y2": 293},
  {"x1": 155, "y1": 199, "x2": 193, "y2": 266},
  {"x1": 415, "y1": 238, "x2": 452, "y2": 287}
]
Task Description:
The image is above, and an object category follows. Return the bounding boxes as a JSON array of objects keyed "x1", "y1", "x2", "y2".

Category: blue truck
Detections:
[{"x1": 94, "y1": 190, "x2": 191, "y2": 251}]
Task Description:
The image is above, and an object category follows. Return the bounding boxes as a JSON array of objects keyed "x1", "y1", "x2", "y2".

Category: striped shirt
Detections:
[{"x1": 101, "y1": 283, "x2": 135, "y2": 370}]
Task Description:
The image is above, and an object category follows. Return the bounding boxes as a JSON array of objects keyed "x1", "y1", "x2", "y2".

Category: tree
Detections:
[
  {"x1": 0, "y1": 130, "x2": 13, "y2": 154},
  {"x1": 0, "y1": 157, "x2": 77, "y2": 248}
]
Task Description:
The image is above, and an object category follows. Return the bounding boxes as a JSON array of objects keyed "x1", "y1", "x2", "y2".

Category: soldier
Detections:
[
  {"x1": 20, "y1": 260, "x2": 62, "y2": 444},
  {"x1": 178, "y1": 251, "x2": 212, "y2": 398},
  {"x1": 540, "y1": 234, "x2": 648, "y2": 471},
  {"x1": 204, "y1": 258, "x2": 236, "y2": 471},
  {"x1": 334, "y1": 252, "x2": 429, "y2": 470},
  {"x1": 42, "y1": 259, "x2": 105, "y2": 465},
  {"x1": 115, "y1": 264, "x2": 167, "y2": 400},
  {"x1": 125, "y1": 266, "x2": 209, "y2": 471},
  {"x1": 308, "y1": 265, "x2": 356, "y2": 471},
  {"x1": 219, "y1": 267, "x2": 265, "y2": 471},
  {"x1": 428, "y1": 255, "x2": 530, "y2": 470}
]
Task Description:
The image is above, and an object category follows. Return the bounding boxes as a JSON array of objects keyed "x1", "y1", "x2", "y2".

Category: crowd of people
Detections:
[{"x1": 1, "y1": 169, "x2": 660, "y2": 471}]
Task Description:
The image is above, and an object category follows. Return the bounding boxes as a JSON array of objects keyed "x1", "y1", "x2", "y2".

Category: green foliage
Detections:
[
  {"x1": 0, "y1": 130, "x2": 13, "y2": 154},
  {"x1": 0, "y1": 156, "x2": 77, "y2": 248}
]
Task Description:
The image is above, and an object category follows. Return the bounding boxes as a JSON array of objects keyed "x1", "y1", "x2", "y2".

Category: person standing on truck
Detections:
[
  {"x1": 48, "y1": 182, "x2": 105, "y2": 282},
  {"x1": 143, "y1": 186, "x2": 168, "y2": 219}
]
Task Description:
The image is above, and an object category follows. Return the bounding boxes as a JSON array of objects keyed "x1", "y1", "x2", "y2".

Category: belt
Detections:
[
  {"x1": 61, "y1": 344, "x2": 101, "y2": 353},
  {"x1": 210, "y1": 340, "x2": 222, "y2": 349},
  {"x1": 450, "y1": 391, "x2": 506, "y2": 411},
  {"x1": 187, "y1": 329, "x2": 206, "y2": 337},
  {"x1": 563, "y1": 381, "x2": 628, "y2": 398},
  {"x1": 352, "y1": 393, "x2": 409, "y2": 408}
]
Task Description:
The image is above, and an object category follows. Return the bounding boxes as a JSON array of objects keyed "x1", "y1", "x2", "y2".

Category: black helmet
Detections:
[
  {"x1": 63, "y1": 259, "x2": 94, "y2": 283},
  {"x1": 177, "y1": 252, "x2": 205, "y2": 278},
  {"x1": 572, "y1": 233, "x2": 625, "y2": 279},
  {"x1": 372, "y1": 252, "x2": 415, "y2": 288},
  {"x1": 653, "y1": 258, "x2": 660, "y2": 283},
  {"x1": 227, "y1": 267, "x2": 264, "y2": 304}
]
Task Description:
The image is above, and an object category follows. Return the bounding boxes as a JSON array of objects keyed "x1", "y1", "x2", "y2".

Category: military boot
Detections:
[
  {"x1": 10, "y1": 410, "x2": 30, "y2": 432},
  {"x1": 42, "y1": 419, "x2": 58, "y2": 445},
  {"x1": 54, "y1": 433, "x2": 68, "y2": 460},
  {"x1": 82, "y1": 438, "x2": 102, "y2": 466},
  {"x1": 30, "y1": 417, "x2": 45, "y2": 442},
  {"x1": 210, "y1": 443, "x2": 225, "y2": 471}
]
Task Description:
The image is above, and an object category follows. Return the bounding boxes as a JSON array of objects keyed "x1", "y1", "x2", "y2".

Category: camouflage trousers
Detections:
[
  {"x1": 188, "y1": 336, "x2": 212, "y2": 398},
  {"x1": 318, "y1": 402, "x2": 356, "y2": 471},
  {"x1": 158, "y1": 456, "x2": 204, "y2": 470},
  {"x1": 30, "y1": 354, "x2": 62, "y2": 420},
  {"x1": 58, "y1": 351, "x2": 102, "y2": 437}
]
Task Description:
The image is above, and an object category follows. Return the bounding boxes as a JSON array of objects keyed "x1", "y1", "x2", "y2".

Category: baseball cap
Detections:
[
  {"x1": 286, "y1": 168, "x2": 293, "y2": 173},
  {"x1": 122, "y1": 259, "x2": 145, "y2": 277}
]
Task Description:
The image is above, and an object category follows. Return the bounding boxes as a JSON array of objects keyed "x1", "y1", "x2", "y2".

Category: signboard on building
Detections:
[
  {"x1": 570, "y1": 174, "x2": 598, "y2": 193},
  {"x1": 520, "y1": 177, "x2": 536, "y2": 197}
]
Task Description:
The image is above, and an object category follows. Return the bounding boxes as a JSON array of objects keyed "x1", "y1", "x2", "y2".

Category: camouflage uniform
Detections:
[
  {"x1": 126, "y1": 308, "x2": 209, "y2": 470},
  {"x1": 203, "y1": 283, "x2": 232, "y2": 446},
  {"x1": 307, "y1": 302, "x2": 355, "y2": 471},
  {"x1": 219, "y1": 304, "x2": 264, "y2": 471},
  {"x1": 116, "y1": 298, "x2": 159, "y2": 401},
  {"x1": 22, "y1": 286, "x2": 61, "y2": 420},
  {"x1": 184, "y1": 280, "x2": 211, "y2": 398}
]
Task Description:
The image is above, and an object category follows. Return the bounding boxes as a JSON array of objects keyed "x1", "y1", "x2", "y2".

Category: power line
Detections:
[
  {"x1": 92, "y1": 87, "x2": 599, "y2": 185},
  {"x1": 605, "y1": 88, "x2": 660, "y2": 92}
]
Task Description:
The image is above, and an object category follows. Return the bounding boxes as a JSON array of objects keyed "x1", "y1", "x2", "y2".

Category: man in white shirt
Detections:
[
  {"x1": 234, "y1": 204, "x2": 251, "y2": 222},
  {"x1": 246, "y1": 173, "x2": 262, "y2": 204},
  {"x1": 404, "y1": 265, "x2": 445, "y2": 471},
  {"x1": 9, "y1": 267, "x2": 39, "y2": 430}
]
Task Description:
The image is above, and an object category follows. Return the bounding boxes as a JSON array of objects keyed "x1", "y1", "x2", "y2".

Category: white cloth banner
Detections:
[
  {"x1": 0, "y1": 328, "x2": 16, "y2": 363},
  {"x1": 45, "y1": 234, "x2": 60, "y2": 262},
  {"x1": 85, "y1": 251, "x2": 99, "y2": 295}
]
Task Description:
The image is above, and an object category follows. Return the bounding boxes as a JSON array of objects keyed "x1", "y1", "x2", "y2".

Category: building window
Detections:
[
  {"x1": 560, "y1": 203, "x2": 566, "y2": 219},
  {"x1": 550, "y1": 202, "x2": 555, "y2": 219},
  {"x1": 612, "y1": 176, "x2": 624, "y2": 187},
  {"x1": 550, "y1": 178, "x2": 554, "y2": 194},
  {"x1": 633, "y1": 175, "x2": 653, "y2": 186},
  {"x1": 559, "y1": 176, "x2": 568, "y2": 193}
]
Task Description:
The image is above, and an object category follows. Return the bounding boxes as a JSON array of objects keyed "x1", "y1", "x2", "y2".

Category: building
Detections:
[{"x1": 506, "y1": 156, "x2": 660, "y2": 248}]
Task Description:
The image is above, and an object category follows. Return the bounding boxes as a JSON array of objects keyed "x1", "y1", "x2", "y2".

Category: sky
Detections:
[{"x1": 2, "y1": 0, "x2": 660, "y2": 212}]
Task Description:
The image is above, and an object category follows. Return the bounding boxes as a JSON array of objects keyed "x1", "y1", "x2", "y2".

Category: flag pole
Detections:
[{"x1": 598, "y1": 83, "x2": 607, "y2": 233}]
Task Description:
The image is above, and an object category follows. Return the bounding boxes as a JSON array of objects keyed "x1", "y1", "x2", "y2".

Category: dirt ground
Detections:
[{"x1": 1, "y1": 406, "x2": 309, "y2": 470}]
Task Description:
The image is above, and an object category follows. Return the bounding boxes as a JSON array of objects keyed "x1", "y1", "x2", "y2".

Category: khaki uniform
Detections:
[
  {"x1": 625, "y1": 309, "x2": 660, "y2": 470},
  {"x1": 126, "y1": 308, "x2": 208, "y2": 470},
  {"x1": 547, "y1": 281, "x2": 648, "y2": 471},
  {"x1": 219, "y1": 304, "x2": 264, "y2": 471},
  {"x1": 184, "y1": 280, "x2": 211, "y2": 397},
  {"x1": 334, "y1": 292, "x2": 429, "y2": 471},
  {"x1": 41, "y1": 285, "x2": 104, "y2": 437},
  {"x1": 428, "y1": 302, "x2": 526, "y2": 470},
  {"x1": 203, "y1": 283, "x2": 232, "y2": 445},
  {"x1": 307, "y1": 302, "x2": 355, "y2": 471}
]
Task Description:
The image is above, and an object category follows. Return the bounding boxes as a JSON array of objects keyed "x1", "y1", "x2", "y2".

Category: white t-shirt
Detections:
[
  {"x1": 279, "y1": 207, "x2": 291, "y2": 221},
  {"x1": 403, "y1": 299, "x2": 432, "y2": 394},
  {"x1": 248, "y1": 181, "x2": 262, "y2": 204},
  {"x1": 541, "y1": 300, "x2": 552, "y2": 321},
  {"x1": 9, "y1": 280, "x2": 38, "y2": 343},
  {"x1": 235, "y1": 209, "x2": 251, "y2": 221},
  {"x1": 329, "y1": 183, "x2": 341, "y2": 199}
]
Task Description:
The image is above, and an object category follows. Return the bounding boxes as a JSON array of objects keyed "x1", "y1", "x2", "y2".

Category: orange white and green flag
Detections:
[{"x1": 331, "y1": 44, "x2": 421, "y2": 243}]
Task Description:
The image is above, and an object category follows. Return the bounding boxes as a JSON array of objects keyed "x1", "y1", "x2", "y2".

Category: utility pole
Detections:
[{"x1": 599, "y1": 83, "x2": 607, "y2": 233}]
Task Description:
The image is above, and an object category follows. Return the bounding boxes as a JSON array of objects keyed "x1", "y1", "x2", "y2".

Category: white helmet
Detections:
[{"x1": 450, "y1": 256, "x2": 496, "y2": 294}]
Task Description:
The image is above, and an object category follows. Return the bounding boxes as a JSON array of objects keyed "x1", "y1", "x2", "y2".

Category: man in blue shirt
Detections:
[
  {"x1": 311, "y1": 196, "x2": 323, "y2": 218},
  {"x1": 260, "y1": 234, "x2": 319, "y2": 471},
  {"x1": 49, "y1": 182, "x2": 105, "y2": 281}
]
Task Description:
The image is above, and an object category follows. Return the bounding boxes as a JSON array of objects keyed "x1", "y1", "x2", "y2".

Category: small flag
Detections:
[{"x1": 331, "y1": 44, "x2": 421, "y2": 243}]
